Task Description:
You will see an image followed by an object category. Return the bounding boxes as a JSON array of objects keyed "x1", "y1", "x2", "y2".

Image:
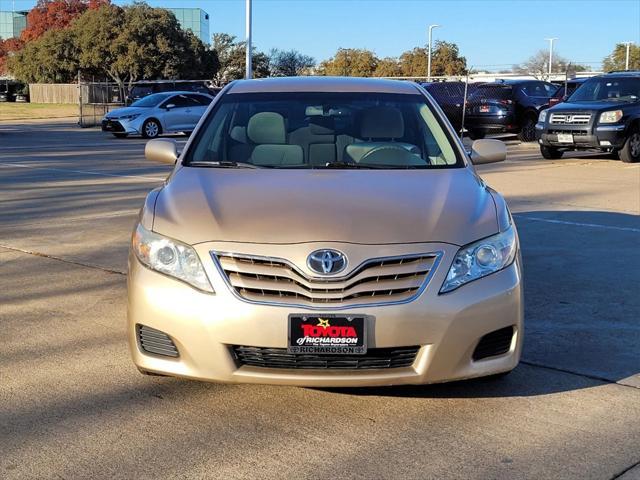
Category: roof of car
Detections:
[
  {"x1": 151, "y1": 91, "x2": 213, "y2": 96},
  {"x1": 227, "y1": 76, "x2": 421, "y2": 95},
  {"x1": 601, "y1": 70, "x2": 640, "y2": 77}
]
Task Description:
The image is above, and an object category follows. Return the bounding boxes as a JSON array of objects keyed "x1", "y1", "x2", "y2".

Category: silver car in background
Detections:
[{"x1": 101, "y1": 91, "x2": 214, "y2": 139}]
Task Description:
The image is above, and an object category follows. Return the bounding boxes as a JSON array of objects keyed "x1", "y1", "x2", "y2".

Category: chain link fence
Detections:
[
  {"x1": 78, "y1": 79, "x2": 219, "y2": 127},
  {"x1": 420, "y1": 69, "x2": 600, "y2": 142}
]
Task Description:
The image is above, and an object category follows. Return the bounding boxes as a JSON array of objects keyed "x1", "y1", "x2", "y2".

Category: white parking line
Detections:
[
  {"x1": 515, "y1": 214, "x2": 640, "y2": 233},
  {"x1": 0, "y1": 162, "x2": 167, "y2": 181}
]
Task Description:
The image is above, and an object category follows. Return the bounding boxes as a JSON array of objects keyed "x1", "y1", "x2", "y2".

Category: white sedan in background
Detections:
[{"x1": 101, "y1": 91, "x2": 213, "y2": 138}]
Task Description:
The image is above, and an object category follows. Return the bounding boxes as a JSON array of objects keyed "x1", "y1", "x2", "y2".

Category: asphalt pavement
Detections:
[{"x1": 1, "y1": 120, "x2": 639, "y2": 479}]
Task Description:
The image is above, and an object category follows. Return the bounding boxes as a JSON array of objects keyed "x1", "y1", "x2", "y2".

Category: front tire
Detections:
[
  {"x1": 540, "y1": 145, "x2": 563, "y2": 159},
  {"x1": 142, "y1": 119, "x2": 161, "y2": 139},
  {"x1": 518, "y1": 114, "x2": 538, "y2": 142},
  {"x1": 619, "y1": 127, "x2": 640, "y2": 163}
]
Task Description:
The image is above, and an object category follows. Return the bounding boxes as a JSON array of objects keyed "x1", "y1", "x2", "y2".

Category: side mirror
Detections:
[
  {"x1": 469, "y1": 139, "x2": 506, "y2": 165},
  {"x1": 164, "y1": 103, "x2": 175, "y2": 110},
  {"x1": 145, "y1": 138, "x2": 178, "y2": 164}
]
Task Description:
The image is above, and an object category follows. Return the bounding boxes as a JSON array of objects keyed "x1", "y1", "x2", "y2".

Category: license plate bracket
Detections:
[{"x1": 288, "y1": 314, "x2": 367, "y2": 354}]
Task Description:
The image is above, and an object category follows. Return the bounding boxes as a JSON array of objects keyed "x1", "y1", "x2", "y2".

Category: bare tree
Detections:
[
  {"x1": 513, "y1": 49, "x2": 587, "y2": 79},
  {"x1": 268, "y1": 49, "x2": 315, "y2": 76}
]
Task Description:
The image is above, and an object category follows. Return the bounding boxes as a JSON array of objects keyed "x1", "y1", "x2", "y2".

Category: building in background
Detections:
[
  {"x1": 166, "y1": 8, "x2": 210, "y2": 44},
  {"x1": 0, "y1": 10, "x2": 28, "y2": 40}
]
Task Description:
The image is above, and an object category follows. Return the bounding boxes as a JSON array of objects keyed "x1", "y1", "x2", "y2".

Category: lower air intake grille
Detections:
[
  {"x1": 232, "y1": 346, "x2": 419, "y2": 370},
  {"x1": 472, "y1": 326, "x2": 514, "y2": 361},
  {"x1": 137, "y1": 324, "x2": 179, "y2": 358}
]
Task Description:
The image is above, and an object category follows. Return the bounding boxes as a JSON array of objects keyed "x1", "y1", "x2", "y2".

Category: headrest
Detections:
[
  {"x1": 247, "y1": 112, "x2": 286, "y2": 144},
  {"x1": 360, "y1": 106, "x2": 404, "y2": 139},
  {"x1": 308, "y1": 116, "x2": 335, "y2": 135}
]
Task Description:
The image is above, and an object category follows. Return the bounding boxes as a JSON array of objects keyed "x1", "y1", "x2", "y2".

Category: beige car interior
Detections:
[{"x1": 223, "y1": 103, "x2": 454, "y2": 167}]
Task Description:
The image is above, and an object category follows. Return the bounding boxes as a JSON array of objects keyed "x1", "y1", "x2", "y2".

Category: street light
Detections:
[
  {"x1": 245, "y1": 0, "x2": 252, "y2": 79},
  {"x1": 622, "y1": 41, "x2": 634, "y2": 70},
  {"x1": 545, "y1": 38, "x2": 557, "y2": 79},
  {"x1": 427, "y1": 24, "x2": 441, "y2": 82}
]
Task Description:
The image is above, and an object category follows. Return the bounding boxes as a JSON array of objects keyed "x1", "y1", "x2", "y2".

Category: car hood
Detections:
[
  {"x1": 105, "y1": 106, "x2": 148, "y2": 119},
  {"x1": 152, "y1": 167, "x2": 499, "y2": 246},
  {"x1": 551, "y1": 100, "x2": 627, "y2": 112}
]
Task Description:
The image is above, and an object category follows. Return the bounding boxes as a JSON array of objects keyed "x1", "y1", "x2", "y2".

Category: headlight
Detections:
[
  {"x1": 132, "y1": 223, "x2": 214, "y2": 293},
  {"x1": 440, "y1": 224, "x2": 517, "y2": 293},
  {"x1": 599, "y1": 110, "x2": 623, "y2": 124},
  {"x1": 538, "y1": 110, "x2": 548, "y2": 123},
  {"x1": 120, "y1": 114, "x2": 140, "y2": 121}
]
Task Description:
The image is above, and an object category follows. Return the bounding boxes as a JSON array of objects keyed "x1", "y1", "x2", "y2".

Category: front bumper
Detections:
[
  {"x1": 101, "y1": 118, "x2": 142, "y2": 135},
  {"x1": 536, "y1": 122, "x2": 627, "y2": 149},
  {"x1": 128, "y1": 241, "x2": 524, "y2": 387}
]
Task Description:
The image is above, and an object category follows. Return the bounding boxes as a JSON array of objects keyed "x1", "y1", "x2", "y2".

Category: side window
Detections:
[
  {"x1": 188, "y1": 94, "x2": 213, "y2": 106},
  {"x1": 165, "y1": 95, "x2": 192, "y2": 108}
]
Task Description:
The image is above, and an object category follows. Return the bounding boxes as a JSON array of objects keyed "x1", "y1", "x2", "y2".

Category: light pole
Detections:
[
  {"x1": 245, "y1": 0, "x2": 253, "y2": 79},
  {"x1": 427, "y1": 24, "x2": 440, "y2": 82},
  {"x1": 623, "y1": 41, "x2": 634, "y2": 70},
  {"x1": 545, "y1": 38, "x2": 557, "y2": 79}
]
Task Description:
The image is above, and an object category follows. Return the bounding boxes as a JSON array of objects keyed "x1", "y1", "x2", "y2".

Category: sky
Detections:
[{"x1": 5, "y1": 0, "x2": 640, "y2": 70}]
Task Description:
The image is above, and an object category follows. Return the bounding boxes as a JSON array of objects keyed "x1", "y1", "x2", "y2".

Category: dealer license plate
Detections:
[
  {"x1": 557, "y1": 133, "x2": 574, "y2": 143},
  {"x1": 288, "y1": 315, "x2": 366, "y2": 354}
]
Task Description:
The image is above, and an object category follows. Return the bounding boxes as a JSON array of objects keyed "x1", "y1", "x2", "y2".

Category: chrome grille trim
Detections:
[
  {"x1": 137, "y1": 324, "x2": 179, "y2": 358},
  {"x1": 210, "y1": 251, "x2": 443, "y2": 310},
  {"x1": 549, "y1": 113, "x2": 592, "y2": 125}
]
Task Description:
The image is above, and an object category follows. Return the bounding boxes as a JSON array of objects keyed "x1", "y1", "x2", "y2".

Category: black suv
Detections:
[
  {"x1": 465, "y1": 79, "x2": 557, "y2": 141},
  {"x1": 536, "y1": 72, "x2": 640, "y2": 162},
  {"x1": 421, "y1": 81, "x2": 475, "y2": 133}
]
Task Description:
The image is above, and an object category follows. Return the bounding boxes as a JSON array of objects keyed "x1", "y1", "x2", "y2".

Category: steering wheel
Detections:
[{"x1": 359, "y1": 145, "x2": 423, "y2": 166}]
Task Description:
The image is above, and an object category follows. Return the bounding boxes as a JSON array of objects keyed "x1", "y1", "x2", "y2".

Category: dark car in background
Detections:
[
  {"x1": 421, "y1": 81, "x2": 478, "y2": 133},
  {"x1": 548, "y1": 78, "x2": 588, "y2": 108},
  {"x1": 536, "y1": 71, "x2": 640, "y2": 162},
  {"x1": 465, "y1": 79, "x2": 557, "y2": 141}
]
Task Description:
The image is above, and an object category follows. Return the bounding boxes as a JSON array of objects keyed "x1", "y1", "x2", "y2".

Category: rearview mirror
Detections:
[
  {"x1": 145, "y1": 138, "x2": 178, "y2": 164},
  {"x1": 469, "y1": 139, "x2": 506, "y2": 165},
  {"x1": 164, "y1": 103, "x2": 176, "y2": 110}
]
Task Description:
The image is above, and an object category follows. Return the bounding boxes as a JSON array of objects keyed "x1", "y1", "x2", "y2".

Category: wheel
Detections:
[
  {"x1": 469, "y1": 129, "x2": 485, "y2": 140},
  {"x1": 517, "y1": 114, "x2": 538, "y2": 142},
  {"x1": 142, "y1": 119, "x2": 161, "y2": 139},
  {"x1": 619, "y1": 127, "x2": 640, "y2": 163},
  {"x1": 540, "y1": 145, "x2": 563, "y2": 159},
  {"x1": 112, "y1": 133, "x2": 128, "y2": 138}
]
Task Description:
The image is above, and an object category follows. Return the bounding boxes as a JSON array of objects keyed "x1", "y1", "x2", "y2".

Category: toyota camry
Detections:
[{"x1": 128, "y1": 76, "x2": 523, "y2": 387}]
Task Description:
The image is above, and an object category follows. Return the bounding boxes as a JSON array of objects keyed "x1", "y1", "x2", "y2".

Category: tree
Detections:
[
  {"x1": 212, "y1": 33, "x2": 269, "y2": 84},
  {"x1": 269, "y1": 49, "x2": 315, "y2": 77},
  {"x1": 72, "y1": 4, "x2": 216, "y2": 93},
  {"x1": 0, "y1": 38, "x2": 24, "y2": 76},
  {"x1": 21, "y1": 0, "x2": 109, "y2": 42},
  {"x1": 603, "y1": 43, "x2": 640, "y2": 72},
  {"x1": 318, "y1": 48, "x2": 379, "y2": 77},
  {"x1": 399, "y1": 47, "x2": 427, "y2": 77},
  {"x1": 430, "y1": 41, "x2": 467, "y2": 76},
  {"x1": 374, "y1": 57, "x2": 401, "y2": 77},
  {"x1": 8, "y1": 29, "x2": 78, "y2": 82},
  {"x1": 513, "y1": 49, "x2": 586, "y2": 79}
]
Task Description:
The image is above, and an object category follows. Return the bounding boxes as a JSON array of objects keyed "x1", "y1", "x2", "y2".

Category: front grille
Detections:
[
  {"x1": 232, "y1": 345, "x2": 419, "y2": 370},
  {"x1": 137, "y1": 324, "x2": 179, "y2": 358},
  {"x1": 472, "y1": 326, "x2": 514, "y2": 361},
  {"x1": 212, "y1": 252, "x2": 439, "y2": 307},
  {"x1": 550, "y1": 113, "x2": 592, "y2": 125}
]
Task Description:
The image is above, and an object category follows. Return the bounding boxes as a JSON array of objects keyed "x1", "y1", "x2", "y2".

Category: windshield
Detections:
[
  {"x1": 469, "y1": 85, "x2": 513, "y2": 101},
  {"x1": 568, "y1": 77, "x2": 640, "y2": 103},
  {"x1": 184, "y1": 92, "x2": 461, "y2": 169},
  {"x1": 130, "y1": 93, "x2": 172, "y2": 107}
]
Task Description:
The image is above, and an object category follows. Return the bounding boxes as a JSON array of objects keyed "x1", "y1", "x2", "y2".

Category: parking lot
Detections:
[{"x1": 1, "y1": 119, "x2": 639, "y2": 479}]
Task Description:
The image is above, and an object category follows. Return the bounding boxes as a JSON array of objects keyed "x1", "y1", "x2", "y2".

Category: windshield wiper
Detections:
[
  {"x1": 188, "y1": 160, "x2": 263, "y2": 169},
  {"x1": 321, "y1": 161, "x2": 385, "y2": 169}
]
